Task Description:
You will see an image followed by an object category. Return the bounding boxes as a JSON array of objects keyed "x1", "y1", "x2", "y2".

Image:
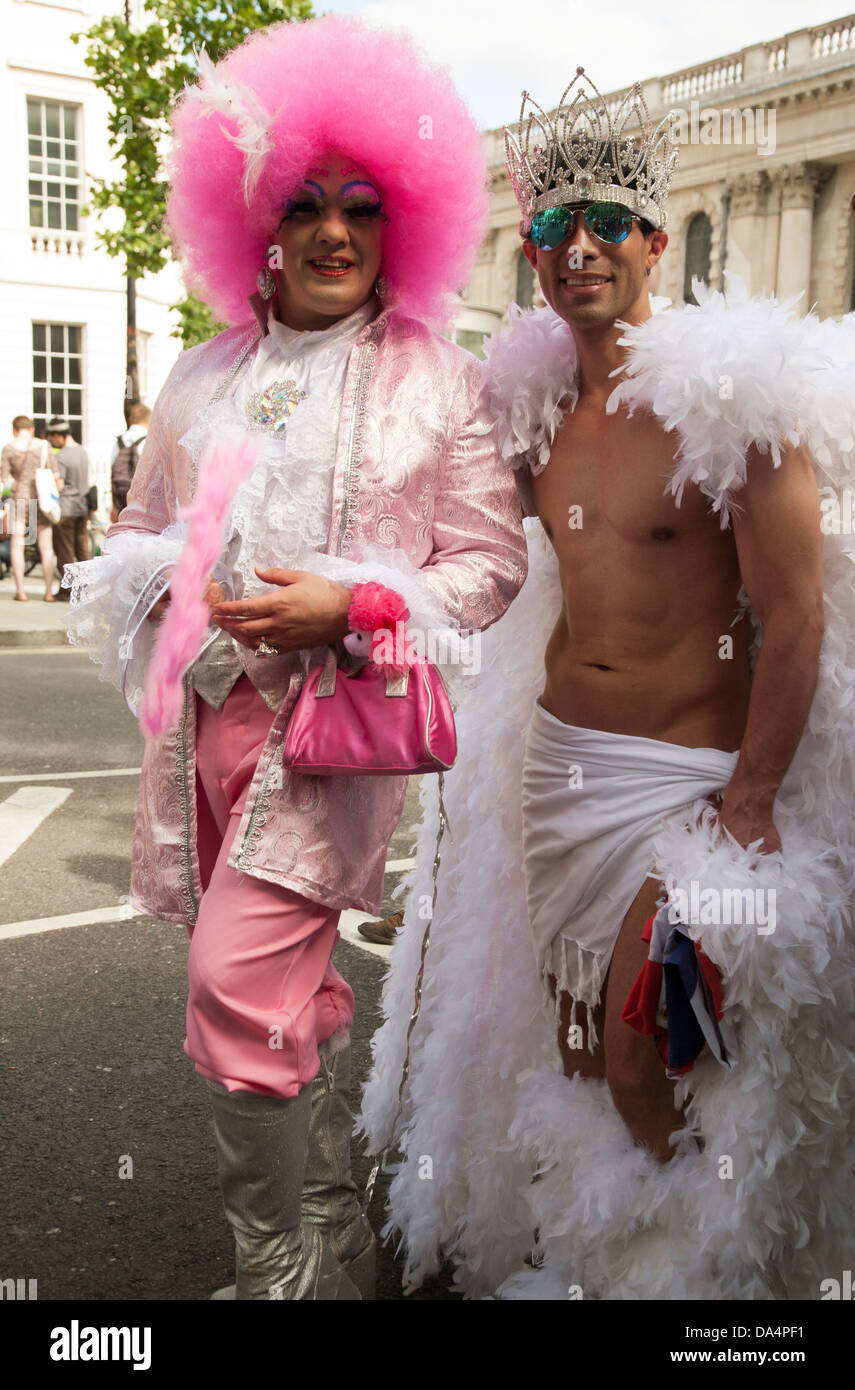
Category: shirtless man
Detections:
[
  {"x1": 362, "y1": 75, "x2": 852, "y2": 1298},
  {"x1": 514, "y1": 86, "x2": 823, "y2": 1161}
]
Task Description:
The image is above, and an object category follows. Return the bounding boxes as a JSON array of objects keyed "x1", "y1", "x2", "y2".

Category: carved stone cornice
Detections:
[
  {"x1": 771, "y1": 161, "x2": 832, "y2": 210},
  {"x1": 727, "y1": 170, "x2": 769, "y2": 217}
]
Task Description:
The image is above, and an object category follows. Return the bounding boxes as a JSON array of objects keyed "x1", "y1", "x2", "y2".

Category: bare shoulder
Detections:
[
  {"x1": 731, "y1": 442, "x2": 823, "y2": 613},
  {"x1": 738, "y1": 441, "x2": 819, "y2": 510}
]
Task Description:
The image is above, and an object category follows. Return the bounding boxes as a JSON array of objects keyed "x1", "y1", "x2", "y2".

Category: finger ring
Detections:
[{"x1": 254, "y1": 636, "x2": 279, "y2": 657}]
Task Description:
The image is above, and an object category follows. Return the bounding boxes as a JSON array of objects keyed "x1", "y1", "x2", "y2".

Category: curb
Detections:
[{"x1": 0, "y1": 630, "x2": 72, "y2": 649}]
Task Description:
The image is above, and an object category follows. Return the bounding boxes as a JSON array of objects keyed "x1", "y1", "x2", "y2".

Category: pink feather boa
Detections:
[{"x1": 140, "y1": 437, "x2": 261, "y2": 738}]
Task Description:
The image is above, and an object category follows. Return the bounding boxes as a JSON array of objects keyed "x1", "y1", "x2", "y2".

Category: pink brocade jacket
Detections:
[{"x1": 113, "y1": 310, "x2": 527, "y2": 926}]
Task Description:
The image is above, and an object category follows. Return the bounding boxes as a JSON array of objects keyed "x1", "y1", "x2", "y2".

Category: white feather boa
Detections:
[{"x1": 360, "y1": 283, "x2": 855, "y2": 1300}]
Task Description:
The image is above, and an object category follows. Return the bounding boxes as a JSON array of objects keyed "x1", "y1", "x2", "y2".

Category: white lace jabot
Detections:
[{"x1": 183, "y1": 295, "x2": 380, "y2": 711}]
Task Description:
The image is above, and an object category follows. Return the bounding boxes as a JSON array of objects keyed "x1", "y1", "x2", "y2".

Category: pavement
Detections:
[
  {"x1": 0, "y1": 566, "x2": 71, "y2": 647},
  {"x1": 0, "y1": 597, "x2": 457, "y2": 1302}
]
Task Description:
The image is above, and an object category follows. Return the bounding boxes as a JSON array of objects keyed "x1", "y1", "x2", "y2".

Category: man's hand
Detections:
[
  {"x1": 147, "y1": 578, "x2": 224, "y2": 623},
  {"x1": 210, "y1": 568, "x2": 352, "y2": 652},
  {"x1": 717, "y1": 785, "x2": 781, "y2": 854}
]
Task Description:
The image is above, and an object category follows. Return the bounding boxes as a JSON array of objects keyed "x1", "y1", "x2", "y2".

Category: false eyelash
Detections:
[{"x1": 281, "y1": 201, "x2": 385, "y2": 220}]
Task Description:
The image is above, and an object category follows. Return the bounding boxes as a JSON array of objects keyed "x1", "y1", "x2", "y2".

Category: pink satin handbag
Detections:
[{"x1": 281, "y1": 645, "x2": 457, "y2": 776}]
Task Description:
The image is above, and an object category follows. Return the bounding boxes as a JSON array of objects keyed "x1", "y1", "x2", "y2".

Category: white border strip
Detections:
[
  {"x1": 0, "y1": 785, "x2": 71, "y2": 866},
  {"x1": 0, "y1": 767, "x2": 142, "y2": 784},
  {"x1": 0, "y1": 902, "x2": 142, "y2": 942}
]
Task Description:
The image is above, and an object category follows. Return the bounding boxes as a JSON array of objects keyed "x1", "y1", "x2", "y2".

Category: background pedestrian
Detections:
[
  {"x1": 110, "y1": 402, "x2": 150, "y2": 522},
  {"x1": 46, "y1": 417, "x2": 91, "y2": 600},
  {"x1": 0, "y1": 414, "x2": 62, "y2": 601}
]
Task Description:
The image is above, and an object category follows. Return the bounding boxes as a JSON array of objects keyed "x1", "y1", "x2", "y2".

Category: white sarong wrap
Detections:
[{"x1": 523, "y1": 702, "x2": 738, "y2": 1018}]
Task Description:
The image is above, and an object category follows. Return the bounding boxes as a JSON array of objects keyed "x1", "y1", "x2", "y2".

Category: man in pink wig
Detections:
[{"x1": 62, "y1": 16, "x2": 526, "y2": 1300}]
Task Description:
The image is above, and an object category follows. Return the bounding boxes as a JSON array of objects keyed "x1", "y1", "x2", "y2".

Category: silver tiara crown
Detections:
[{"x1": 504, "y1": 67, "x2": 679, "y2": 232}]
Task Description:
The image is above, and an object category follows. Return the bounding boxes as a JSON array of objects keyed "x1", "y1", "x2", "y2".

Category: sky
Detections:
[{"x1": 324, "y1": 0, "x2": 850, "y2": 128}]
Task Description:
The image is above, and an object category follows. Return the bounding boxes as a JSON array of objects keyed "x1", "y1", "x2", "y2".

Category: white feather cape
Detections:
[{"x1": 360, "y1": 281, "x2": 855, "y2": 1300}]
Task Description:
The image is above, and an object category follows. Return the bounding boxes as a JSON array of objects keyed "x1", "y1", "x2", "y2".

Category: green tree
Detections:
[{"x1": 72, "y1": 0, "x2": 313, "y2": 392}]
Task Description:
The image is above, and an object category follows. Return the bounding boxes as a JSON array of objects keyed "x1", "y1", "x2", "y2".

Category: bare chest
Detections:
[{"x1": 532, "y1": 405, "x2": 709, "y2": 547}]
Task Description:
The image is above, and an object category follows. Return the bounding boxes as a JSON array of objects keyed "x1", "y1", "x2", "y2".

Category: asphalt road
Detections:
[{"x1": 0, "y1": 648, "x2": 454, "y2": 1301}]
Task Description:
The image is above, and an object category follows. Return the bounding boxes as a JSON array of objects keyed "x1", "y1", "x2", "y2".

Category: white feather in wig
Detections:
[
  {"x1": 184, "y1": 48, "x2": 275, "y2": 206},
  {"x1": 361, "y1": 280, "x2": 855, "y2": 1300}
]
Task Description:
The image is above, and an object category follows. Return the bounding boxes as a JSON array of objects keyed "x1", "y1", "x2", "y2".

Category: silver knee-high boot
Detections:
[
  {"x1": 302, "y1": 1043, "x2": 376, "y2": 1299},
  {"x1": 207, "y1": 1081, "x2": 361, "y2": 1300}
]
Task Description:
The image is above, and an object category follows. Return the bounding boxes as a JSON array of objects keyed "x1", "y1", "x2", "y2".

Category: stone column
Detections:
[
  {"x1": 773, "y1": 162, "x2": 829, "y2": 308},
  {"x1": 724, "y1": 171, "x2": 769, "y2": 292}
]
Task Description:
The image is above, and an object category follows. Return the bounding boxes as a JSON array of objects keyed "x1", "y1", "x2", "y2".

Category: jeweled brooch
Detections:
[{"x1": 245, "y1": 379, "x2": 308, "y2": 434}]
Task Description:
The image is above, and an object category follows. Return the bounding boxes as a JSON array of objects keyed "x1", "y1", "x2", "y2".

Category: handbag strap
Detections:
[
  {"x1": 364, "y1": 771, "x2": 451, "y2": 1206},
  {"x1": 315, "y1": 643, "x2": 410, "y2": 699},
  {"x1": 315, "y1": 644, "x2": 338, "y2": 697}
]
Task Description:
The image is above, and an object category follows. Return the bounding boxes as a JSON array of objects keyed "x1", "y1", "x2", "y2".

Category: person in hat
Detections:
[
  {"x1": 61, "y1": 15, "x2": 526, "y2": 1300},
  {"x1": 46, "y1": 418, "x2": 90, "y2": 598}
]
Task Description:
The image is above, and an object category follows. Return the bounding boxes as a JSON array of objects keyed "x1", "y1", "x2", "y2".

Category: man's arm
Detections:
[{"x1": 723, "y1": 442, "x2": 824, "y2": 852}]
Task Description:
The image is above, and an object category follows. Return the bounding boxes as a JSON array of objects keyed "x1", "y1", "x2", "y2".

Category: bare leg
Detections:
[
  {"x1": 603, "y1": 876, "x2": 683, "y2": 1161},
  {"x1": 37, "y1": 523, "x2": 56, "y2": 596},
  {"x1": 555, "y1": 876, "x2": 684, "y2": 1161},
  {"x1": 10, "y1": 532, "x2": 26, "y2": 598}
]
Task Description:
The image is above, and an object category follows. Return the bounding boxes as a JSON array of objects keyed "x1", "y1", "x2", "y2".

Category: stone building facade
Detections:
[{"x1": 457, "y1": 14, "x2": 855, "y2": 351}]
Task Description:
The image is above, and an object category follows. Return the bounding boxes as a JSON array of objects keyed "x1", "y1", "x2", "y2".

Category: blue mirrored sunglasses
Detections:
[{"x1": 529, "y1": 202, "x2": 640, "y2": 250}]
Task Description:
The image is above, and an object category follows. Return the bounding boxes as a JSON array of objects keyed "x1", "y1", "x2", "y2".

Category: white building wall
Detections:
[{"x1": 0, "y1": 0, "x2": 183, "y2": 514}]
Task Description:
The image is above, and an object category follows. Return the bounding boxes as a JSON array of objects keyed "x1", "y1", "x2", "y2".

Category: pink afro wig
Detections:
[{"x1": 165, "y1": 16, "x2": 489, "y2": 327}]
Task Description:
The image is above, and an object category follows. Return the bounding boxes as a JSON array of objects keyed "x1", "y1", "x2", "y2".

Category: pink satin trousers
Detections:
[{"x1": 183, "y1": 674, "x2": 355, "y2": 1098}]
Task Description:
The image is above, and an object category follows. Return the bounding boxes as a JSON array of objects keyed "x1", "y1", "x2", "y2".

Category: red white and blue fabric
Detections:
[{"x1": 622, "y1": 901, "x2": 734, "y2": 1078}]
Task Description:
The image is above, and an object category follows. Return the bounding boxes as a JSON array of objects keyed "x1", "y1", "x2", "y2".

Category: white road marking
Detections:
[
  {"x1": 0, "y1": 901, "x2": 397, "y2": 954},
  {"x1": 0, "y1": 767, "x2": 142, "y2": 784},
  {"x1": 0, "y1": 902, "x2": 142, "y2": 943},
  {"x1": 337, "y1": 908, "x2": 397, "y2": 959},
  {"x1": 0, "y1": 786, "x2": 72, "y2": 867},
  {"x1": 0, "y1": 777, "x2": 408, "y2": 955}
]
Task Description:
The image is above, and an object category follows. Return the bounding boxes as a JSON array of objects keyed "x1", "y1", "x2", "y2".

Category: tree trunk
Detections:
[{"x1": 125, "y1": 272, "x2": 138, "y2": 424}]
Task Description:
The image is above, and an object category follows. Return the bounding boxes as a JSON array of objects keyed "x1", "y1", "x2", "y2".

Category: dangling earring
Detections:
[
  {"x1": 257, "y1": 266, "x2": 276, "y2": 300},
  {"x1": 375, "y1": 273, "x2": 389, "y2": 305}
]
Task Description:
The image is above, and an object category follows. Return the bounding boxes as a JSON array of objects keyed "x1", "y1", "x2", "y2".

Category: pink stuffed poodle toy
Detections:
[{"x1": 344, "y1": 582, "x2": 411, "y2": 669}]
